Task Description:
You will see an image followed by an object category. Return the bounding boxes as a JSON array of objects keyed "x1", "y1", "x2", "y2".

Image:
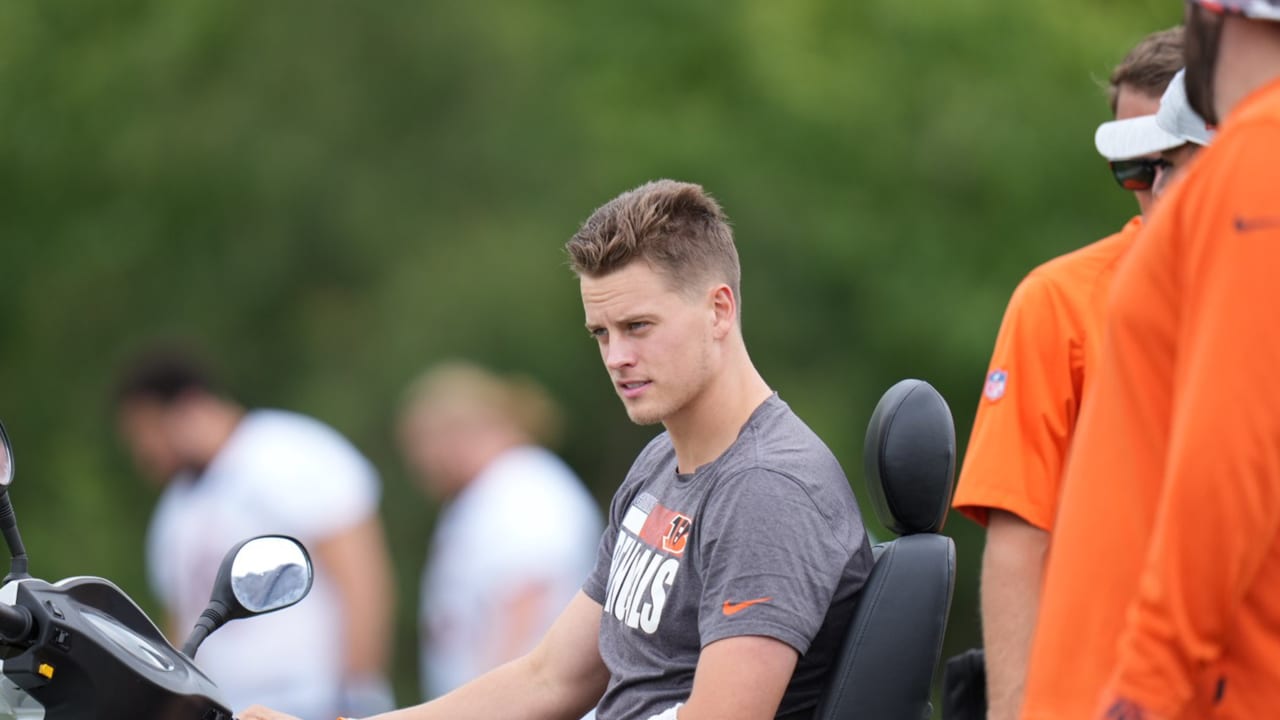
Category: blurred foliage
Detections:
[{"x1": 0, "y1": 0, "x2": 1180, "y2": 710}]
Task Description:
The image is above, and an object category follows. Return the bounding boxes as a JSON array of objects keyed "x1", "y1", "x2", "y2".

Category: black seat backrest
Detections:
[{"x1": 813, "y1": 379, "x2": 958, "y2": 720}]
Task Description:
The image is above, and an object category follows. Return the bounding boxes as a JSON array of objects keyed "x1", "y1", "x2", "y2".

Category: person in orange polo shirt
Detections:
[
  {"x1": 949, "y1": 28, "x2": 1185, "y2": 720},
  {"x1": 1016, "y1": 68, "x2": 1214, "y2": 720},
  {"x1": 1084, "y1": 2, "x2": 1280, "y2": 718}
]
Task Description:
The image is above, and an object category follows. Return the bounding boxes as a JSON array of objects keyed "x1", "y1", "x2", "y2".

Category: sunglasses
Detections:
[{"x1": 1109, "y1": 158, "x2": 1172, "y2": 191}]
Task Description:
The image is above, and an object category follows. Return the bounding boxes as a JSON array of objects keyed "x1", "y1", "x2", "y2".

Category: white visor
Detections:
[{"x1": 1094, "y1": 69, "x2": 1215, "y2": 161}]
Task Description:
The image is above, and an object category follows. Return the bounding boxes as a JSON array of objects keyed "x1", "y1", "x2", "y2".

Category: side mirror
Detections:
[{"x1": 181, "y1": 535, "x2": 313, "y2": 658}]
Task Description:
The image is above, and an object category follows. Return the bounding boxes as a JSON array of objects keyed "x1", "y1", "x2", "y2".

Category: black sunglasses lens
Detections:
[{"x1": 1111, "y1": 160, "x2": 1156, "y2": 191}]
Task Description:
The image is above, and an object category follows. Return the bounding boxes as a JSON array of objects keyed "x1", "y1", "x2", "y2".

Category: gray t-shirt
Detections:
[{"x1": 583, "y1": 394, "x2": 873, "y2": 720}]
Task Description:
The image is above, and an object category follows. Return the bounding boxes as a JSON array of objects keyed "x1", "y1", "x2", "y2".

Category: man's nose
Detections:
[{"x1": 605, "y1": 336, "x2": 635, "y2": 370}]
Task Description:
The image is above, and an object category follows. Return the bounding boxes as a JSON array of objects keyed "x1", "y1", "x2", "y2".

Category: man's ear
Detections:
[{"x1": 709, "y1": 284, "x2": 736, "y2": 338}]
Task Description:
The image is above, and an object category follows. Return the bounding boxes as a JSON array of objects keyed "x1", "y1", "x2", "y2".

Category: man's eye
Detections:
[
  {"x1": 628, "y1": 322, "x2": 649, "y2": 332},
  {"x1": 589, "y1": 328, "x2": 608, "y2": 340}
]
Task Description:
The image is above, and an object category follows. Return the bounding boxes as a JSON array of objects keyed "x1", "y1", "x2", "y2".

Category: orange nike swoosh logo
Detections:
[{"x1": 722, "y1": 597, "x2": 772, "y2": 616}]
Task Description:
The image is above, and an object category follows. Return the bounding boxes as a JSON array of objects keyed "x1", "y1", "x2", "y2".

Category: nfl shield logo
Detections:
[{"x1": 983, "y1": 369, "x2": 1008, "y2": 401}]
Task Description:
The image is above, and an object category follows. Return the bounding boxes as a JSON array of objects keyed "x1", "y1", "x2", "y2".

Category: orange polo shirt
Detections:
[
  {"x1": 1023, "y1": 77, "x2": 1280, "y2": 720},
  {"x1": 953, "y1": 217, "x2": 1142, "y2": 531}
]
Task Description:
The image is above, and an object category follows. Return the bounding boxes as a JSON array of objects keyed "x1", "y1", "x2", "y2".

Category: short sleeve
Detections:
[
  {"x1": 952, "y1": 269, "x2": 1084, "y2": 530},
  {"x1": 696, "y1": 469, "x2": 858, "y2": 654},
  {"x1": 583, "y1": 475, "x2": 640, "y2": 605},
  {"x1": 238, "y1": 415, "x2": 382, "y2": 541}
]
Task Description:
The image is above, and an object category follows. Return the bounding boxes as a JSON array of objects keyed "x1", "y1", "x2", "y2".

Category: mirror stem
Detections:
[
  {"x1": 181, "y1": 600, "x2": 230, "y2": 658},
  {"x1": 0, "y1": 491, "x2": 29, "y2": 583}
]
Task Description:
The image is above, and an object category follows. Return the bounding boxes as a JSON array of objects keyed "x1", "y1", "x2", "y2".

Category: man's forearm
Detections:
[
  {"x1": 247, "y1": 654, "x2": 585, "y2": 720},
  {"x1": 980, "y1": 510, "x2": 1050, "y2": 720},
  {"x1": 243, "y1": 593, "x2": 609, "y2": 720},
  {"x1": 369, "y1": 653, "x2": 594, "y2": 720}
]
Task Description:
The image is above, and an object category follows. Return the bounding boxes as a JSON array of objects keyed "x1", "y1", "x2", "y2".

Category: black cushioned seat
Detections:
[{"x1": 813, "y1": 379, "x2": 958, "y2": 720}]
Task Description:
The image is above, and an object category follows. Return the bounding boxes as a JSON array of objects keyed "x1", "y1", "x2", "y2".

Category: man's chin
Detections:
[
  {"x1": 623, "y1": 403, "x2": 665, "y2": 427},
  {"x1": 626, "y1": 412, "x2": 665, "y2": 427}
]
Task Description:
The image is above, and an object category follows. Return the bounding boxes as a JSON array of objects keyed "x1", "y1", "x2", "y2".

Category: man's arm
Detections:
[
  {"x1": 981, "y1": 510, "x2": 1049, "y2": 720},
  {"x1": 240, "y1": 591, "x2": 609, "y2": 720},
  {"x1": 487, "y1": 579, "x2": 561, "y2": 667},
  {"x1": 675, "y1": 635, "x2": 798, "y2": 720},
  {"x1": 313, "y1": 515, "x2": 395, "y2": 685}
]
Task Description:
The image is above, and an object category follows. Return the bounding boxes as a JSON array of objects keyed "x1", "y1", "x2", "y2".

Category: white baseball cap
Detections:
[{"x1": 1094, "y1": 69, "x2": 1216, "y2": 161}]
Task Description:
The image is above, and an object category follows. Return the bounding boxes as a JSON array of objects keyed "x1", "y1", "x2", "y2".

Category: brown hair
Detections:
[
  {"x1": 565, "y1": 180, "x2": 740, "y2": 302},
  {"x1": 1108, "y1": 26, "x2": 1185, "y2": 114},
  {"x1": 114, "y1": 343, "x2": 221, "y2": 406}
]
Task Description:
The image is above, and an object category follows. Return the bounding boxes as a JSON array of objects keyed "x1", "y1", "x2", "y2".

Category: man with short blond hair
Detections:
[{"x1": 244, "y1": 180, "x2": 873, "y2": 720}]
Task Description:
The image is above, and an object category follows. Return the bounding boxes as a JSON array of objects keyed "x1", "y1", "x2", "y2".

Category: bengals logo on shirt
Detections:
[
  {"x1": 662, "y1": 514, "x2": 692, "y2": 554},
  {"x1": 602, "y1": 496, "x2": 692, "y2": 634}
]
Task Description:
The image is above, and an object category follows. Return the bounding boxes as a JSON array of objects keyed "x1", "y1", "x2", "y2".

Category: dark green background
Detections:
[{"x1": 0, "y1": 0, "x2": 1180, "y2": 710}]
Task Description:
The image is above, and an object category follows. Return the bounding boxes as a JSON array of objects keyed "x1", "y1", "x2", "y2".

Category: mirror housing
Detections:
[
  {"x1": 0, "y1": 422, "x2": 13, "y2": 488},
  {"x1": 181, "y1": 535, "x2": 313, "y2": 658},
  {"x1": 0, "y1": 422, "x2": 28, "y2": 582}
]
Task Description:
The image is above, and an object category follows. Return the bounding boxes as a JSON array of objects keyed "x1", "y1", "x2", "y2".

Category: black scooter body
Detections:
[{"x1": 0, "y1": 577, "x2": 233, "y2": 720}]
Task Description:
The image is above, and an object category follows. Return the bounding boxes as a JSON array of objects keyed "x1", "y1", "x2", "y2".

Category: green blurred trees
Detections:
[{"x1": 0, "y1": 0, "x2": 1178, "y2": 707}]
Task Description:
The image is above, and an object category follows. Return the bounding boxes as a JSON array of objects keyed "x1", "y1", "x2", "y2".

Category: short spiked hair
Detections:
[{"x1": 566, "y1": 180, "x2": 741, "y2": 303}]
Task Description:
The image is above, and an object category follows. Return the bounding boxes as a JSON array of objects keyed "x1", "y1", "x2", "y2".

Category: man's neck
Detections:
[
  {"x1": 664, "y1": 352, "x2": 773, "y2": 474},
  {"x1": 1217, "y1": 18, "x2": 1280, "y2": 120}
]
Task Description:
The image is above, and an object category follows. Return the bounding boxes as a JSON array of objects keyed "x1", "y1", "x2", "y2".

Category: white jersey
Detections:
[
  {"x1": 420, "y1": 445, "x2": 603, "y2": 700},
  {"x1": 146, "y1": 410, "x2": 380, "y2": 719}
]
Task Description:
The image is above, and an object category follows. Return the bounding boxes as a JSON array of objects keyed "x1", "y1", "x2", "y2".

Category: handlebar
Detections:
[{"x1": 0, "y1": 601, "x2": 33, "y2": 645}]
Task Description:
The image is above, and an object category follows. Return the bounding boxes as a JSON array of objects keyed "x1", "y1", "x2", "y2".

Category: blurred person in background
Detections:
[
  {"x1": 1016, "y1": 65, "x2": 1212, "y2": 720},
  {"x1": 396, "y1": 361, "x2": 602, "y2": 704},
  {"x1": 948, "y1": 27, "x2": 1185, "y2": 720},
  {"x1": 114, "y1": 345, "x2": 396, "y2": 719},
  {"x1": 1078, "y1": 0, "x2": 1280, "y2": 716}
]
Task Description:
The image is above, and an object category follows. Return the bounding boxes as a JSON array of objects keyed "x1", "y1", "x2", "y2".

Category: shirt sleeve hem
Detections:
[
  {"x1": 582, "y1": 580, "x2": 606, "y2": 605},
  {"x1": 699, "y1": 621, "x2": 812, "y2": 656},
  {"x1": 952, "y1": 494, "x2": 1053, "y2": 532}
]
